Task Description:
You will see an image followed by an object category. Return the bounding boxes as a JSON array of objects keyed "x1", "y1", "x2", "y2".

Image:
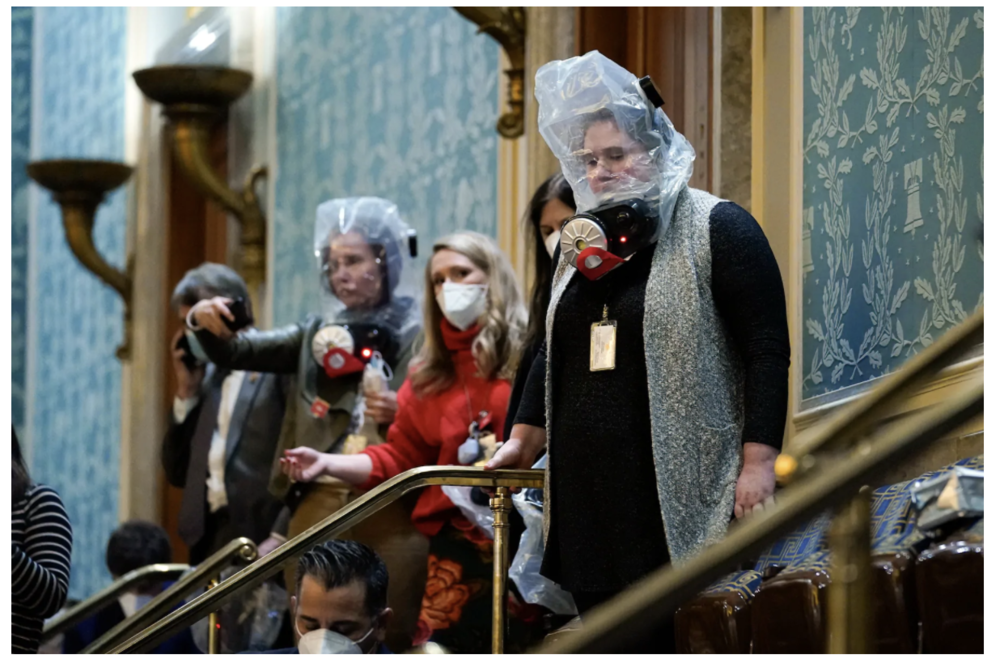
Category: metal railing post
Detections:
[
  {"x1": 104, "y1": 468, "x2": 543, "y2": 654},
  {"x1": 82, "y1": 538, "x2": 256, "y2": 654},
  {"x1": 827, "y1": 487, "x2": 873, "y2": 653},
  {"x1": 490, "y1": 486, "x2": 513, "y2": 654},
  {"x1": 207, "y1": 578, "x2": 221, "y2": 654}
]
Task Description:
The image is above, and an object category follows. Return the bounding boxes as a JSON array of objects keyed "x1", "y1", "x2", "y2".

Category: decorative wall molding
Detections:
[
  {"x1": 792, "y1": 354, "x2": 983, "y2": 434},
  {"x1": 519, "y1": 6, "x2": 575, "y2": 295},
  {"x1": 495, "y1": 43, "x2": 529, "y2": 291},
  {"x1": 119, "y1": 6, "x2": 176, "y2": 526}
]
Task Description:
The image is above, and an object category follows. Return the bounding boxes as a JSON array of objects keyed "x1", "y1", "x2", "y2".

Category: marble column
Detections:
[
  {"x1": 718, "y1": 7, "x2": 753, "y2": 211},
  {"x1": 522, "y1": 7, "x2": 575, "y2": 291}
]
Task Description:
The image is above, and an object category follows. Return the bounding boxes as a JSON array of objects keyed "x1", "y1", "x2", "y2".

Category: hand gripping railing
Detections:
[
  {"x1": 539, "y1": 306, "x2": 983, "y2": 654},
  {"x1": 106, "y1": 467, "x2": 544, "y2": 654},
  {"x1": 81, "y1": 537, "x2": 257, "y2": 654},
  {"x1": 41, "y1": 563, "x2": 189, "y2": 644}
]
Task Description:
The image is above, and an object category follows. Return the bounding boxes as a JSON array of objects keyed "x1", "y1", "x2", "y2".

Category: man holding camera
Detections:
[{"x1": 163, "y1": 263, "x2": 291, "y2": 564}]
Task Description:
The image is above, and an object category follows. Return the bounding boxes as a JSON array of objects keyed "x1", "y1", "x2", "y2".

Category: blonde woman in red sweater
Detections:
[{"x1": 281, "y1": 231, "x2": 535, "y2": 653}]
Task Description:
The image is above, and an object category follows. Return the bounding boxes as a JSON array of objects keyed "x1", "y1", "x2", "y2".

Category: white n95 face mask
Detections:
[
  {"x1": 544, "y1": 231, "x2": 562, "y2": 259},
  {"x1": 118, "y1": 593, "x2": 154, "y2": 618},
  {"x1": 297, "y1": 627, "x2": 371, "y2": 654},
  {"x1": 436, "y1": 281, "x2": 488, "y2": 331}
]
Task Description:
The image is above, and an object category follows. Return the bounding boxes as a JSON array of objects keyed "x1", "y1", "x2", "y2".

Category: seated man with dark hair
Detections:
[
  {"x1": 259, "y1": 540, "x2": 393, "y2": 654},
  {"x1": 62, "y1": 521, "x2": 199, "y2": 654},
  {"x1": 105, "y1": 519, "x2": 174, "y2": 582}
]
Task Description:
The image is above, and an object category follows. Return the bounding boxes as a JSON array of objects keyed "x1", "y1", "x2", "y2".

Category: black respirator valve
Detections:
[
  {"x1": 638, "y1": 75, "x2": 664, "y2": 109},
  {"x1": 407, "y1": 229, "x2": 418, "y2": 258}
]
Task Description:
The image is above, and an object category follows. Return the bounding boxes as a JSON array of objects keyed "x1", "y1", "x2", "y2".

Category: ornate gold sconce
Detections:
[
  {"x1": 455, "y1": 7, "x2": 526, "y2": 139},
  {"x1": 132, "y1": 65, "x2": 267, "y2": 308},
  {"x1": 26, "y1": 159, "x2": 135, "y2": 360}
]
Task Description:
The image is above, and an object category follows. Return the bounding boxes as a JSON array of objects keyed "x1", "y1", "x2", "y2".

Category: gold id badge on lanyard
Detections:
[{"x1": 590, "y1": 304, "x2": 617, "y2": 371}]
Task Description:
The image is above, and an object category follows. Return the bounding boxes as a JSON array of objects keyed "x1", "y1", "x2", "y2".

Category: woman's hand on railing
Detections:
[
  {"x1": 187, "y1": 297, "x2": 235, "y2": 338},
  {"x1": 484, "y1": 424, "x2": 546, "y2": 493},
  {"x1": 486, "y1": 424, "x2": 545, "y2": 471}
]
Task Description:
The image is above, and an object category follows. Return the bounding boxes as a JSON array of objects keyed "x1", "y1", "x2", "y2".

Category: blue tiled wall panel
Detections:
[
  {"x1": 271, "y1": 7, "x2": 499, "y2": 325},
  {"x1": 31, "y1": 6, "x2": 127, "y2": 599},
  {"x1": 12, "y1": 7, "x2": 33, "y2": 436}
]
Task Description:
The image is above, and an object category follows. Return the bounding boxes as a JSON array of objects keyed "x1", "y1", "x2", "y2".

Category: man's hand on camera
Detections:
[{"x1": 188, "y1": 297, "x2": 236, "y2": 339}]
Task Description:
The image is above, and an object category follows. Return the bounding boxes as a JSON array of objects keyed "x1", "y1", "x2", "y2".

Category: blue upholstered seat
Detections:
[
  {"x1": 750, "y1": 455, "x2": 984, "y2": 654},
  {"x1": 674, "y1": 509, "x2": 832, "y2": 652},
  {"x1": 676, "y1": 455, "x2": 984, "y2": 654}
]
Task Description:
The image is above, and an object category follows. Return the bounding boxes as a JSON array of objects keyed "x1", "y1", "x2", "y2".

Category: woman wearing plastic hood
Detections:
[
  {"x1": 188, "y1": 197, "x2": 428, "y2": 652},
  {"x1": 486, "y1": 51, "x2": 791, "y2": 650},
  {"x1": 281, "y1": 232, "x2": 544, "y2": 653}
]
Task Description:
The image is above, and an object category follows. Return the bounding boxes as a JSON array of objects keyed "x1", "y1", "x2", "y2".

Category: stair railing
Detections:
[
  {"x1": 105, "y1": 468, "x2": 543, "y2": 654},
  {"x1": 41, "y1": 563, "x2": 189, "y2": 643},
  {"x1": 538, "y1": 306, "x2": 983, "y2": 654},
  {"x1": 81, "y1": 537, "x2": 256, "y2": 654}
]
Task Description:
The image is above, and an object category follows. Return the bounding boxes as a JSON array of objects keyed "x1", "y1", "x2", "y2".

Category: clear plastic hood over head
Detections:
[
  {"x1": 313, "y1": 196, "x2": 421, "y2": 341},
  {"x1": 535, "y1": 50, "x2": 696, "y2": 237}
]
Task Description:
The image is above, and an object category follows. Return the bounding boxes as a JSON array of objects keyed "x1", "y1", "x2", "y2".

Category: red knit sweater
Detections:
[{"x1": 361, "y1": 320, "x2": 512, "y2": 536}]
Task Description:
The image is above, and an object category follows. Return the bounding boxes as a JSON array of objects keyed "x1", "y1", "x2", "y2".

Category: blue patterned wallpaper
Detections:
[
  {"x1": 12, "y1": 8, "x2": 32, "y2": 437},
  {"x1": 801, "y1": 7, "x2": 983, "y2": 405},
  {"x1": 31, "y1": 7, "x2": 128, "y2": 599},
  {"x1": 271, "y1": 8, "x2": 499, "y2": 325}
]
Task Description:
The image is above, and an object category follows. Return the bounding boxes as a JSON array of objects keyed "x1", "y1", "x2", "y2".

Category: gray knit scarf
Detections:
[{"x1": 542, "y1": 186, "x2": 745, "y2": 565}]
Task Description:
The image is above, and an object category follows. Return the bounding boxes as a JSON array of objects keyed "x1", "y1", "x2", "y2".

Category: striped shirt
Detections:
[{"x1": 12, "y1": 484, "x2": 73, "y2": 654}]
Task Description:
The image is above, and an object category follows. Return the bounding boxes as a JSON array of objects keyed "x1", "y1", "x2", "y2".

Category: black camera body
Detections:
[{"x1": 224, "y1": 297, "x2": 253, "y2": 332}]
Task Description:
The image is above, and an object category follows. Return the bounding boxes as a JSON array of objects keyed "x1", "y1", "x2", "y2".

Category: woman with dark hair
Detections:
[
  {"x1": 12, "y1": 427, "x2": 73, "y2": 654},
  {"x1": 504, "y1": 173, "x2": 575, "y2": 442}
]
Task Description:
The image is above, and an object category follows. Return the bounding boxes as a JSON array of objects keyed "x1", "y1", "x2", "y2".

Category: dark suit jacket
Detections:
[
  {"x1": 162, "y1": 363, "x2": 291, "y2": 553},
  {"x1": 196, "y1": 317, "x2": 418, "y2": 503}
]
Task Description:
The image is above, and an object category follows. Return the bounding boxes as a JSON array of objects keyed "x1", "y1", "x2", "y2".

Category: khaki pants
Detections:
[{"x1": 285, "y1": 482, "x2": 429, "y2": 652}]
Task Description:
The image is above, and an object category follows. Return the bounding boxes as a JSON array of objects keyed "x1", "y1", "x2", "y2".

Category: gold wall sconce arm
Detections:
[
  {"x1": 26, "y1": 159, "x2": 135, "y2": 360},
  {"x1": 132, "y1": 65, "x2": 267, "y2": 304},
  {"x1": 455, "y1": 7, "x2": 526, "y2": 139}
]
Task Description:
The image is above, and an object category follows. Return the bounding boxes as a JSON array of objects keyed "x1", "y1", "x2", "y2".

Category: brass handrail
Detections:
[
  {"x1": 81, "y1": 537, "x2": 257, "y2": 654},
  {"x1": 538, "y1": 371, "x2": 983, "y2": 651},
  {"x1": 777, "y1": 305, "x2": 983, "y2": 481},
  {"x1": 41, "y1": 563, "x2": 189, "y2": 643},
  {"x1": 108, "y1": 467, "x2": 544, "y2": 654}
]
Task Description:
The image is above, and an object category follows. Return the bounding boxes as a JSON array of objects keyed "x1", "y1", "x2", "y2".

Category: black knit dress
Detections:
[{"x1": 514, "y1": 201, "x2": 791, "y2": 597}]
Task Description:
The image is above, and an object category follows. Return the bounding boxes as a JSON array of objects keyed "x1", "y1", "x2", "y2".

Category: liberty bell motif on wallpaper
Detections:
[
  {"x1": 802, "y1": 206, "x2": 815, "y2": 278},
  {"x1": 904, "y1": 158, "x2": 924, "y2": 237}
]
